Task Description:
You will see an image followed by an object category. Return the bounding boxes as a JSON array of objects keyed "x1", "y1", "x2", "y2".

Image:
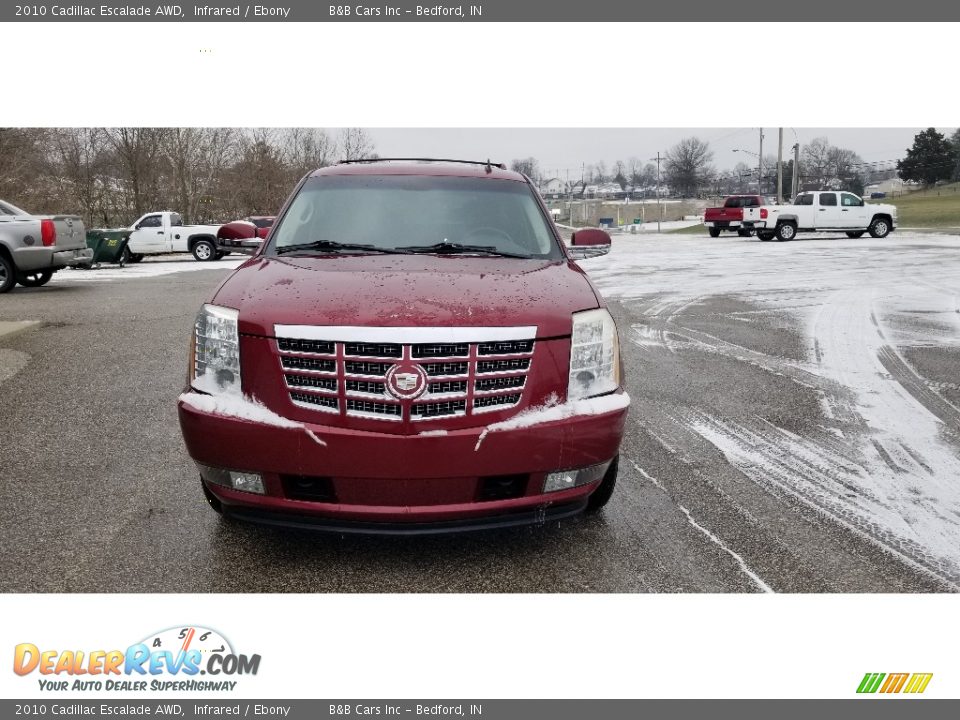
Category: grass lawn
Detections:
[
  {"x1": 668, "y1": 223, "x2": 710, "y2": 235},
  {"x1": 869, "y1": 183, "x2": 960, "y2": 227}
]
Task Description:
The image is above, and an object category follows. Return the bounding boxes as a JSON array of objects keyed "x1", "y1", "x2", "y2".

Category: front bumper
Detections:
[{"x1": 178, "y1": 392, "x2": 628, "y2": 530}]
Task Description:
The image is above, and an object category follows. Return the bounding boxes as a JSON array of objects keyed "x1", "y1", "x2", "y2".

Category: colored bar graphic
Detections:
[
  {"x1": 880, "y1": 673, "x2": 909, "y2": 693},
  {"x1": 857, "y1": 673, "x2": 885, "y2": 694},
  {"x1": 904, "y1": 673, "x2": 934, "y2": 694},
  {"x1": 857, "y1": 672, "x2": 932, "y2": 694}
]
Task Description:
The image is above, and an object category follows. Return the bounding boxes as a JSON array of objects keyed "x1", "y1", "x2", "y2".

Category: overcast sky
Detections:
[{"x1": 365, "y1": 128, "x2": 957, "y2": 177}]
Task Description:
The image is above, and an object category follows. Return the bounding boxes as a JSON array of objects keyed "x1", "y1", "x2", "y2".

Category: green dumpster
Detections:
[{"x1": 81, "y1": 229, "x2": 132, "y2": 268}]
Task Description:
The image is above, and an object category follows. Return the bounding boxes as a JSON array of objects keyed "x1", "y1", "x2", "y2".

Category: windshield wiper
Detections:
[
  {"x1": 397, "y1": 242, "x2": 531, "y2": 259},
  {"x1": 276, "y1": 240, "x2": 411, "y2": 255}
]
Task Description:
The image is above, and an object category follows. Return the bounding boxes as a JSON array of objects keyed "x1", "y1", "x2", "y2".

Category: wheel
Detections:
[
  {"x1": 868, "y1": 217, "x2": 891, "y2": 238},
  {"x1": 708, "y1": 227, "x2": 721, "y2": 238},
  {"x1": 128, "y1": 253, "x2": 144, "y2": 264},
  {"x1": 737, "y1": 228, "x2": 753, "y2": 237},
  {"x1": 17, "y1": 269, "x2": 54, "y2": 287},
  {"x1": 757, "y1": 231, "x2": 775, "y2": 241},
  {"x1": 0, "y1": 254, "x2": 16, "y2": 293},
  {"x1": 215, "y1": 251, "x2": 226, "y2": 260},
  {"x1": 119, "y1": 246, "x2": 131, "y2": 267},
  {"x1": 586, "y1": 455, "x2": 619, "y2": 512},
  {"x1": 192, "y1": 239, "x2": 216, "y2": 262},
  {"x1": 846, "y1": 231, "x2": 865, "y2": 239},
  {"x1": 775, "y1": 222, "x2": 797, "y2": 241}
]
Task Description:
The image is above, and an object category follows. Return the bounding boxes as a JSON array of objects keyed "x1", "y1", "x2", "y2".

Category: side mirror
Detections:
[{"x1": 568, "y1": 228, "x2": 612, "y2": 259}]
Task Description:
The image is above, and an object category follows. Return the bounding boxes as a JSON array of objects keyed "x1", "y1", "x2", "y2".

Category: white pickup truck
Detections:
[
  {"x1": 741, "y1": 191, "x2": 897, "y2": 242},
  {"x1": 123, "y1": 211, "x2": 224, "y2": 262}
]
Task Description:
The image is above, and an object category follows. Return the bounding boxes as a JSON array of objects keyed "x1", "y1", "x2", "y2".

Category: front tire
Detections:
[
  {"x1": 0, "y1": 254, "x2": 16, "y2": 293},
  {"x1": 776, "y1": 222, "x2": 797, "y2": 241},
  {"x1": 708, "y1": 227, "x2": 722, "y2": 238},
  {"x1": 846, "y1": 231, "x2": 865, "y2": 239},
  {"x1": 868, "y1": 217, "x2": 891, "y2": 238},
  {"x1": 128, "y1": 253, "x2": 144, "y2": 264},
  {"x1": 757, "y1": 231, "x2": 775, "y2": 241},
  {"x1": 737, "y1": 228, "x2": 753, "y2": 237},
  {"x1": 586, "y1": 455, "x2": 619, "y2": 512},
  {"x1": 192, "y1": 239, "x2": 217, "y2": 262},
  {"x1": 17, "y1": 269, "x2": 54, "y2": 287}
]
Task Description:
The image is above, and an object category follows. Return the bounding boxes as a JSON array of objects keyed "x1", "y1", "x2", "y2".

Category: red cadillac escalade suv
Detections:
[{"x1": 177, "y1": 159, "x2": 629, "y2": 533}]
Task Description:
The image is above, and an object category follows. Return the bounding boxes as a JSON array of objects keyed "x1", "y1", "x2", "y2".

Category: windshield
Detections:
[
  {"x1": 0, "y1": 200, "x2": 28, "y2": 215},
  {"x1": 269, "y1": 174, "x2": 562, "y2": 259}
]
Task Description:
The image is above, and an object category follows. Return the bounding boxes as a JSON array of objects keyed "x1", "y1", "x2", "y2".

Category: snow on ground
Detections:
[
  {"x1": 51, "y1": 255, "x2": 245, "y2": 283},
  {"x1": 581, "y1": 230, "x2": 960, "y2": 583}
]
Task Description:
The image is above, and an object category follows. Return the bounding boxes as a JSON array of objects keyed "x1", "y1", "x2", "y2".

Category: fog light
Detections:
[
  {"x1": 196, "y1": 463, "x2": 265, "y2": 495},
  {"x1": 543, "y1": 460, "x2": 611, "y2": 493},
  {"x1": 230, "y1": 471, "x2": 265, "y2": 495}
]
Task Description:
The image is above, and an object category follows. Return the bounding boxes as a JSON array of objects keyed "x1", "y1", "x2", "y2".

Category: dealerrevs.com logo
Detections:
[{"x1": 13, "y1": 626, "x2": 261, "y2": 693}]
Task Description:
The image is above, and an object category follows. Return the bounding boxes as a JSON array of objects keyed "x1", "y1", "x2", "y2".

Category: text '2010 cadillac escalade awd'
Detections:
[{"x1": 177, "y1": 159, "x2": 629, "y2": 533}]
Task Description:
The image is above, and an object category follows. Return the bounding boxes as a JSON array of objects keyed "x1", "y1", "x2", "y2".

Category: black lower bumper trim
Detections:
[{"x1": 223, "y1": 500, "x2": 588, "y2": 536}]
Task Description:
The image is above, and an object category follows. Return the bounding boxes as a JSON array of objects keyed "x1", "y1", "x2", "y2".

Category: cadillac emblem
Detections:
[{"x1": 385, "y1": 363, "x2": 428, "y2": 400}]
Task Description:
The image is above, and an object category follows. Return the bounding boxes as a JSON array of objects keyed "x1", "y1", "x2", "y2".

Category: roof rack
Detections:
[{"x1": 337, "y1": 158, "x2": 508, "y2": 172}]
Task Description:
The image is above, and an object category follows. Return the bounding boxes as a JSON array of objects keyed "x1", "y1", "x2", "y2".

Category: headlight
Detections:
[
  {"x1": 191, "y1": 304, "x2": 241, "y2": 395},
  {"x1": 568, "y1": 308, "x2": 620, "y2": 400}
]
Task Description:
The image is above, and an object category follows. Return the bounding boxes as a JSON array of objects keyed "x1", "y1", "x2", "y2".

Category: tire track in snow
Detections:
[{"x1": 630, "y1": 461, "x2": 774, "y2": 593}]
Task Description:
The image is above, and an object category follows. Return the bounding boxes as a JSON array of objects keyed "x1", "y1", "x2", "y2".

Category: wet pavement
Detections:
[{"x1": 1, "y1": 235, "x2": 957, "y2": 593}]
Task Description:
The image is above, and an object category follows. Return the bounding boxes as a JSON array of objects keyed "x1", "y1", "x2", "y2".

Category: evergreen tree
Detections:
[{"x1": 897, "y1": 128, "x2": 954, "y2": 186}]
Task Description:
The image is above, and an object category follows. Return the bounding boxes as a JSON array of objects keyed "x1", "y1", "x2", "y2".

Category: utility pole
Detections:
[
  {"x1": 776, "y1": 128, "x2": 784, "y2": 204},
  {"x1": 792, "y1": 142, "x2": 800, "y2": 199},
  {"x1": 651, "y1": 152, "x2": 662, "y2": 233},
  {"x1": 758, "y1": 128, "x2": 764, "y2": 195}
]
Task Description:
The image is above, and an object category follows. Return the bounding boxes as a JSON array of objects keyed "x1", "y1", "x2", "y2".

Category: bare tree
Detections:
[
  {"x1": 283, "y1": 128, "x2": 336, "y2": 177},
  {"x1": 0, "y1": 128, "x2": 50, "y2": 208},
  {"x1": 164, "y1": 128, "x2": 237, "y2": 223},
  {"x1": 338, "y1": 128, "x2": 375, "y2": 160},
  {"x1": 103, "y1": 128, "x2": 168, "y2": 218},
  {"x1": 510, "y1": 157, "x2": 539, "y2": 180},
  {"x1": 664, "y1": 137, "x2": 714, "y2": 197}
]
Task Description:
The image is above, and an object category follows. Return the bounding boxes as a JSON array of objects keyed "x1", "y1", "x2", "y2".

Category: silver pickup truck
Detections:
[{"x1": 0, "y1": 199, "x2": 92, "y2": 293}]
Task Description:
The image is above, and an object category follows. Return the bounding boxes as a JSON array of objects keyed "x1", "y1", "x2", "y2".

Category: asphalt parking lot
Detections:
[{"x1": 1, "y1": 232, "x2": 958, "y2": 593}]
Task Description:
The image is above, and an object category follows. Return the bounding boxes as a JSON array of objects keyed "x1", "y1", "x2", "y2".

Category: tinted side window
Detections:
[
  {"x1": 138, "y1": 215, "x2": 162, "y2": 228},
  {"x1": 795, "y1": 194, "x2": 814, "y2": 206},
  {"x1": 819, "y1": 193, "x2": 837, "y2": 206}
]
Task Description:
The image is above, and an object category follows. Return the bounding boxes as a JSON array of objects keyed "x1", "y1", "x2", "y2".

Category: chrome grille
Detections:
[
  {"x1": 478, "y1": 339, "x2": 534, "y2": 355},
  {"x1": 274, "y1": 329, "x2": 534, "y2": 422},
  {"x1": 286, "y1": 374, "x2": 337, "y2": 392},
  {"x1": 429, "y1": 380, "x2": 468, "y2": 395},
  {"x1": 278, "y1": 338, "x2": 334, "y2": 354},
  {"x1": 423, "y1": 361, "x2": 469, "y2": 376},
  {"x1": 475, "y1": 375, "x2": 526, "y2": 393},
  {"x1": 344, "y1": 342, "x2": 402, "y2": 358},
  {"x1": 281, "y1": 356, "x2": 336, "y2": 373},
  {"x1": 474, "y1": 393, "x2": 523, "y2": 411},
  {"x1": 290, "y1": 392, "x2": 338, "y2": 412},
  {"x1": 346, "y1": 379, "x2": 387, "y2": 395},
  {"x1": 412, "y1": 399, "x2": 466, "y2": 419},
  {"x1": 477, "y1": 358, "x2": 531, "y2": 374},
  {"x1": 412, "y1": 343, "x2": 469, "y2": 358}
]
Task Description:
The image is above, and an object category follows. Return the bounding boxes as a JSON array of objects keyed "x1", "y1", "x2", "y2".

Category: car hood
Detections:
[{"x1": 214, "y1": 254, "x2": 601, "y2": 339}]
